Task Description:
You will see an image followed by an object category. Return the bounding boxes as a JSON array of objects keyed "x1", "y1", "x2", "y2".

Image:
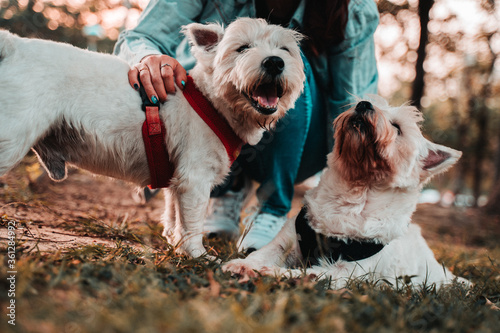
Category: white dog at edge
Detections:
[
  {"x1": 224, "y1": 97, "x2": 470, "y2": 289},
  {"x1": 0, "y1": 18, "x2": 305, "y2": 258}
]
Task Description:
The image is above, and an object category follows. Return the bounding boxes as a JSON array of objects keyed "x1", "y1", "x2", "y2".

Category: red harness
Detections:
[{"x1": 141, "y1": 75, "x2": 244, "y2": 189}]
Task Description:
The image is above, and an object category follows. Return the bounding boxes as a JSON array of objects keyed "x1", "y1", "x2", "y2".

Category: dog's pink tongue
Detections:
[
  {"x1": 253, "y1": 86, "x2": 279, "y2": 107},
  {"x1": 257, "y1": 95, "x2": 279, "y2": 107}
]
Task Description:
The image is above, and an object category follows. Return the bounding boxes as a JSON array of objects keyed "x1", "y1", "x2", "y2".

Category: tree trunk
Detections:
[
  {"x1": 478, "y1": 32, "x2": 497, "y2": 210},
  {"x1": 411, "y1": 0, "x2": 434, "y2": 109},
  {"x1": 485, "y1": 98, "x2": 500, "y2": 214},
  {"x1": 485, "y1": 180, "x2": 500, "y2": 215},
  {"x1": 472, "y1": 100, "x2": 488, "y2": 206},
  {"x1": 494, "y1": 131, "x2": 500, "y2": 183},
  {"x1": 450, "y1": 98, "x2": 469, "y2": 195}
]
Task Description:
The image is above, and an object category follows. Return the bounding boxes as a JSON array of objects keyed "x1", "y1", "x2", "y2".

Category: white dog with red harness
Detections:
[{"x1": 0, "y1": 18, "x2": 305, "y2": 258}]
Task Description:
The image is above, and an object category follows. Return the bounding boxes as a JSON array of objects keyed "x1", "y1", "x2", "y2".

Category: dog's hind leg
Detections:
[
  {"x1": 0, "y1": 137, "x2": 35, "y2": 176},
  {"x1": 0, "y1": 110, "x2": 58, "y2": 176},
  {"x1": 32, "y1": 143, "x2": 67, "y2": 181}
]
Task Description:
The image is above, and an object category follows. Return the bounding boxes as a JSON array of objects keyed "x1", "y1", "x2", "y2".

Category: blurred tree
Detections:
[
  {"x1": 494, "y1": 132, "x2": 500, "y2": 184},
  {"x1": 0, "y1": 0, "x2": 86, "y2": 47},
  {"x1": 481, "y1": 0, "x2": 500, "y2": 213},
  {"x1": 375, "y1": 0, "x2": 415, "y2": 101},
  {"x1": 486, "y1": 183, "x2": 500, "y2": 215},
  {"x1": 472, "y1": 34, "x2": 495, "y2": 207},
  {"x1": 411, "y1": 0, "x2": 434, "y2": 110},
  {"x1": 377, "y1": 0, "x2": 500, "y2": 206},
  {"x1": 2, "y1": 0, "x2": 499, "y2": 206},
  {"x1": 466, "y1": 1, "x2": 498, "y2": 208},
  {"x1": 0, "y1": 0, "x2": 141, "y2": 52}
]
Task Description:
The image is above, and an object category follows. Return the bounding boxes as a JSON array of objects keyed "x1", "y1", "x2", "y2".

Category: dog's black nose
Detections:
[
  {"x1": 262, "y1": 56, "x2": 285, "y2": 76},
  {"x1": 355, "y1": 101, "x2": 374, "y2": 114}
]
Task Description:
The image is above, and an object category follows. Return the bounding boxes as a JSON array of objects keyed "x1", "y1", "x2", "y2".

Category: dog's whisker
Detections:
[{"x1": 267, "y1": 119, "x2": 275, "y2": 131}]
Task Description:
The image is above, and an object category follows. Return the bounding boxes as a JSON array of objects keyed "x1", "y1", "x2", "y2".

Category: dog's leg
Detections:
[
  {"x1": 32, "y1": 143, "x2": 67, "y2": 181},
  {"x1": 0, "y1": 137, "x2": 34, "y2": 176},
  {"x1": 0, "y1": 106, "x2": 58, "y2": 176},
  {"x1": 166, "y1": 178, "x2": 213, "y2": 258},
  {"x1": 177, "y1": 190, "x2": 211, "y2": 258},
  {"x1": 223, "y1": 218, "x2": 301, "y2": 276},
  {"x1": 161, "y1": 187, "x2": 178, "y2": 244}
]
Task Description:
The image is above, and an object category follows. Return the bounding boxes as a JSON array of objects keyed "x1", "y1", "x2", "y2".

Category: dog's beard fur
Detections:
[
  {"x1": 333, "y1": 109, "x2": 396, "y2": 186},
  {"x1": 216, "y1": 74, "x2": 296, "y2": 132},
  {"x1": 185, "y1": 18, "x2": 305, "y2": 145},
  {"x1": 331, "y1": 96, "x2": 449, "y2": 190}
]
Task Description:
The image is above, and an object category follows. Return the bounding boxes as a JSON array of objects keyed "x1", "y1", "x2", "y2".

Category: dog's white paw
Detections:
[
  {"x1": 455, "y1": 276, "x2": 473, "y2": 288},
  {"x1": 222, "y1": 259, "x2": 263, "y2": 278}
]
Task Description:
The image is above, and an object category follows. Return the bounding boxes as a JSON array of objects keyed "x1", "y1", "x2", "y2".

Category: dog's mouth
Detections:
[
  {"x1": 245, "y1": 82, "x2": 284, "y2": 115},
  {"x1": 350, "y1": 116, "x2": 370, "y2": 134}
]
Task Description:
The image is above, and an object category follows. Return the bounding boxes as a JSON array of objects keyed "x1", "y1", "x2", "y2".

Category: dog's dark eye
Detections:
[
  {"x1": 281, "y1": 46, "x2": 290, "y2": 53},
  {"x1": 237, "y1": 44, "x2": 250, "y2": 53},
  {"x1": 392, "y1": 123, "x2": 402, "y2": 135}
]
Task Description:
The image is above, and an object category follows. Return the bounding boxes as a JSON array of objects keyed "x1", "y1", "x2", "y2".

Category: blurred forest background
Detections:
[{"x1": 1, "y1": 0, "x2": 499, "y2": 213}]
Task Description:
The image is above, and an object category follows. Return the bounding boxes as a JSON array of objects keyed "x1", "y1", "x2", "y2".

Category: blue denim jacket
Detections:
[{"x1": 114, "y1": 0, "x2": 379, "y2": 148}]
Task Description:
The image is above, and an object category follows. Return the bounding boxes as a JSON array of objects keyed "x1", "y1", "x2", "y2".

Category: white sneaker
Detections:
[
  {"x1": 237, "y1": 208, "x2": 288, "y2": 253},
  {"x1": 204, "y1": 189, "x2": 247, "y2": 240}
]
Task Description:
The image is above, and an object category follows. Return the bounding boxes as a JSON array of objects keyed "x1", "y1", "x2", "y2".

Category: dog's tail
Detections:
[{"x1": 0, "y1": 30, "x2": 16, "y2": 62}]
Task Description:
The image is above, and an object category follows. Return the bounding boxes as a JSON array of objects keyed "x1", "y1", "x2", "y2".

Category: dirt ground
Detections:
[
  {"x1": 2, "y1": 157, "x2": 499, "y2": 333},
  {"x1": 1, "y1": 155, "x2": 499, "y2": 258}
]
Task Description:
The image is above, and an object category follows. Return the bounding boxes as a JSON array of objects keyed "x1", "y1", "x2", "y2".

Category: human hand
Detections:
[{"x1": 128, "y1": 54, "x2": 187, "y2": 104}]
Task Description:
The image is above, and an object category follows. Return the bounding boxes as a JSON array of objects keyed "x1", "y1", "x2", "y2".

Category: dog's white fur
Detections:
[
  {"x1": 0, "y1": 18, "x2": 304, "y2": 257},
  {"x1": 223, "y1": 96, "x2": 469, "y2": 289}
]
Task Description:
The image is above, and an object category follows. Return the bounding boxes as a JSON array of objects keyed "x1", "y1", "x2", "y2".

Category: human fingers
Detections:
[
  {"x1": 137, "y1": 65, "x2": 160, "y2": 104},
  {"x1": 170, "y1": 58, "x2": 188, "y2": 90},
  {"x1": 129, "y1": 61, "x2": 161, "y2": 104},
  {"x1": 158, "y1": 56, "x2": 187, "y2": 93},
  {"x1": 159, "y1": 62, "x2": 176, "y2": 96},
  {"x1": 128, "y1": 65, "x2": 141, "y2": 91},
  {"x1": 142, "y1": 56, "x2": 169, "y2": 103}
]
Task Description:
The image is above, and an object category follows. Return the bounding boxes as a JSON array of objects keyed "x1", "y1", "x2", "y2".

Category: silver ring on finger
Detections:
[{"x1": 160, "y1": 63, "x2": 172, "y2": 69}]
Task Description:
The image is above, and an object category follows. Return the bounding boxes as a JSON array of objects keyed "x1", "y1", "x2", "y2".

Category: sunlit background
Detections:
[{"x1": 1, "y1": 0, "x2": 499, "y2": 210}]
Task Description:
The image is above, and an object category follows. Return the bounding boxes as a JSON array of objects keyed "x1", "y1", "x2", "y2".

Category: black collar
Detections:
[
  {"x1": 295, "y1": 206, "x2": 386, "y2": 267},
  {"x1": 139, "y1": 84, "x2": 159, "y2": 111}
]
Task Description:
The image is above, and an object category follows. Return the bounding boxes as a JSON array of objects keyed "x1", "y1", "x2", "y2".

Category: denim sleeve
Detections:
[
  {"x1": 324, "y1": 0, "x2": 379, "y2": 148},
  {"x1": 113, "y1": 0, "x2": 205, "y2": 66}
]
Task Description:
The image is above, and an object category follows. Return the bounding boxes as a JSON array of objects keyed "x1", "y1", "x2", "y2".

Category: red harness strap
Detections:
[
  {"x1": 142, "y1": 106, "x2": 174, "y2": 189},
  {"x1": 141, "y1": 75, "x2": 244, "y2": 189},
  {"x1": 183, "y1": 75, "x2": 244, "y2": 164}
]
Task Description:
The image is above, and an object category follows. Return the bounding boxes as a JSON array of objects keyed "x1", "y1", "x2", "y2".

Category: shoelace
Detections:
[
  {"x1": 242, "y1": 207, "x2": 285, "y2": 232},
  {"x1": 242, "y1": 206, "x2": 259, "y2": 225}
]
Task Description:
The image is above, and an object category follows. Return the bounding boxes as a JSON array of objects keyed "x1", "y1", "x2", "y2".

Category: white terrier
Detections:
[
  {"x1": 224, "y1": 97, "x2": 469, "y2": 289},
  {"x1": 0, "y1": 18, "x2": 305, "y2": 258}
]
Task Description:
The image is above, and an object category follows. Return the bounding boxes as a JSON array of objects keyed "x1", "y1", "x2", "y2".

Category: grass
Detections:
[
  {"x1": 1, "y1": 217, "x2": 499, "y2": 333},
  {"x1": 1, "y1": 163, "x2": 499, "y2": 332}
]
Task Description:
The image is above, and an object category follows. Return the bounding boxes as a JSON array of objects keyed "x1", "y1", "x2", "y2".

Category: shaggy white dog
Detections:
[
  {"x1": 224, "y1": 97, "x2": 469, "y2": 289},
  {"x1": 0, "y1": 18, "x2": 305, "y2": 258}
]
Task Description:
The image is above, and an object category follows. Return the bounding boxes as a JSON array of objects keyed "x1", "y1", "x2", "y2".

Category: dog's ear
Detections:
[
  {"x1": 183, "y1": 23, "x2": 224, "y2": 53},
  {"x1": 420, "y1": 140, "x2": 462, "y2": 183}
]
